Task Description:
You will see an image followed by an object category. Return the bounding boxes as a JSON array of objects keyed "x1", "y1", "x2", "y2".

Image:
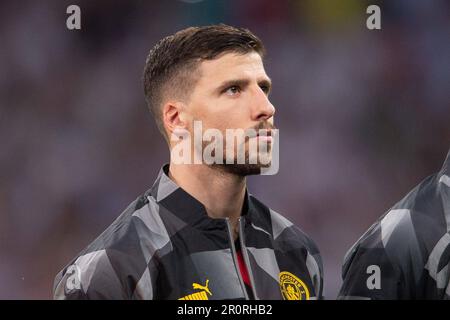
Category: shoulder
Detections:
[
  {"x1": 343, "y1": 172, "x2": 449, "y2": 285},
  {"x1": 251, "y1": 197, "x2": 324, "y2": 298},
  {"x1": 272, "y1": 209, "x2": 320, "y2": 252},
  {"x1": 79, "y1": 193, "x2": 153, "y2": 255},
  {"x1": 53, "y1": 191, "x2": 163, "y2": 300},
  {"x1": 351, "y1": 174, "x2": 445, "y2": 257},
  {"x1": 249, "y1": 195, "x2": 323, "y2": 278}
]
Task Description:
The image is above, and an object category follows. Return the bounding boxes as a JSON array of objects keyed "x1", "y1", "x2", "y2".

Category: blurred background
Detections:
[{"x1": 0, "y1": 0, "x2": 449, "y2": 299}]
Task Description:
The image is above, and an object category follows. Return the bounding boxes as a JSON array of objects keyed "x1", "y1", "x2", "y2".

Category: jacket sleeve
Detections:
[
  {"x1": 338, "y1": 241, "x2": 404, "y2": 300},
  {"x1": 53, "y1": 249, "x2": 127, "y2": 300}
]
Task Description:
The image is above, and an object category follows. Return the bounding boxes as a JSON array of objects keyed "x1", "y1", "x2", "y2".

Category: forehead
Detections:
[{"x1": 196, "y1": 52, "x2": 268, "y2": 84}]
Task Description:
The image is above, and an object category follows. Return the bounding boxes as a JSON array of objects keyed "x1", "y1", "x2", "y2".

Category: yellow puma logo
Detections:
[
  {"x1": 192, "y1": 279, "x2": 212, "y2": 296},
  {"x1": 179, "y1": 279, "x2": 213, "y2": 300}
]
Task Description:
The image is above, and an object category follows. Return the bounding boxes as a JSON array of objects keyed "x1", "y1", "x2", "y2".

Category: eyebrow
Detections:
[{"x1": 216, "y1": 77, "x2": 272, "y2": 95}]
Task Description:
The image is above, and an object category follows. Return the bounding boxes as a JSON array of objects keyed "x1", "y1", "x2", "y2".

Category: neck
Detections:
[{"x1": 168, "y1": 162, "x2": 246, "y2": 239}]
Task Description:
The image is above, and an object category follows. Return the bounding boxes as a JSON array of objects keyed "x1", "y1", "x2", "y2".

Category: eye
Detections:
[
  {"x1": 259, "y1": 84, "x2": 270, "y2": 94},
  {"x1": 224, "y1": 85, "x2": 241, "y2": 96}
]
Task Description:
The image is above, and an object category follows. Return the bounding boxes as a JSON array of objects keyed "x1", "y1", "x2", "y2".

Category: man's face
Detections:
[{"x1": 184, "y1": 51, "x2": 276, "y2": 175}]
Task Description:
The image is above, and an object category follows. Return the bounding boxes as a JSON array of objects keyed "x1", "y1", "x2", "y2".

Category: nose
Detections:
[{"x1": 251, "y1": 87, "x2": 276, "y2": 122}]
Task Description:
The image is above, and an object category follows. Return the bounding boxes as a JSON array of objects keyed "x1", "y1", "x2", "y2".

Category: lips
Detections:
[{"x1": 242, "y1": 125, "x2": 275, "y2": 144}]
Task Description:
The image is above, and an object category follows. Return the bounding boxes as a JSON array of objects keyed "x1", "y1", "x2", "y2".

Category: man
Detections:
[
  {"x1": 53, "y1": 24, "x2": 323, "y2": 300},
  {"x1": 339, "y1": 148, "x2": 450, "y2": 299}
]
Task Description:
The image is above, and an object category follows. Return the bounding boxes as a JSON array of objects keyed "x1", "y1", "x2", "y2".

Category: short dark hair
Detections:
[{"x1": 143, "y1": 24, "x2": 265, "y2": 140}]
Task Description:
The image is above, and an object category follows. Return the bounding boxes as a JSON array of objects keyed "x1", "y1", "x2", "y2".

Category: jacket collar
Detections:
[{"x1": 148, "y1": 164, "x2": 256, "y2": 229}]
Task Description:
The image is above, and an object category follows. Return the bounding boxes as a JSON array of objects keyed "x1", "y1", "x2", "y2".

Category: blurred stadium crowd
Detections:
[{"x1": 0, "y1": 0, "x2": 449, "y2": 298}]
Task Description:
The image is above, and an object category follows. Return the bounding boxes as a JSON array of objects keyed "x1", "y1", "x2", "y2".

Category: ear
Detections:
[{"x1": 162, "y1": 101, "x2": 188, "y2": 138}]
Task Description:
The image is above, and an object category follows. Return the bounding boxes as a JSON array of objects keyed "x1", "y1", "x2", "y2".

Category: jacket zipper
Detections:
[
  {"x1": 238, "y1": 217, "x2": 258, "y2": 300},
  {"x1": 225, "y1": 217, "x2": 249, "y2": 300}
]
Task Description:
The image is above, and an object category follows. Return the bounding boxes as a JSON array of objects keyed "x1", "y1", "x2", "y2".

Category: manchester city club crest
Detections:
[{"x1": 279, "y1": 271, "x2": 310, "y2": 300}]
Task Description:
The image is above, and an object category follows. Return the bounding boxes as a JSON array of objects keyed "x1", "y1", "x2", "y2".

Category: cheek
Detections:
[
  {"x1": 209, "y1": 109, "x2": 247, "y2": 129},
  {"x1": 191, "y1": 96, "x2": 249, "y2": 131},
  {"x1": 202, "y1": 117, "x2": 229, "y2": 132}
]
